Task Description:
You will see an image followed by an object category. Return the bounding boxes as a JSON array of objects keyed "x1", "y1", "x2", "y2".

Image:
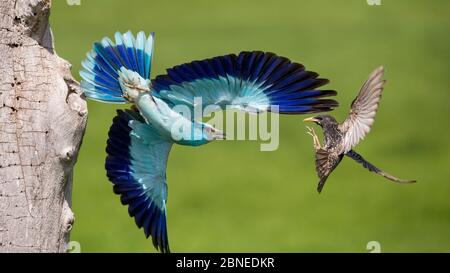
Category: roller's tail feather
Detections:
[{"x1": 80, "y1": 31, "x2": 154, "y2": 103}]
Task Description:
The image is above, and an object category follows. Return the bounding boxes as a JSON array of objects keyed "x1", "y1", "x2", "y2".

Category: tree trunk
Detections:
[{"x1": 0, "y1": 0, "x2": 86, "y2": 252}]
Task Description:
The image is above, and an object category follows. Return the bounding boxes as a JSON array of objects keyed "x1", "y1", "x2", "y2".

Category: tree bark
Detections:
[{"x1": 0, "y1": 0, "x2": 86, "y2": 252}]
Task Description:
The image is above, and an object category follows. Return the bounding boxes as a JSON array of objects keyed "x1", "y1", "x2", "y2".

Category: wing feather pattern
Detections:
[
  {"x1": 339, "y1": 66, "x2": 386, "y2": 153},
  {"x1": 152, "y1": 51, "x2": 338, "y2": 115},
  {"x1": 315, "y1": 149, "x2": 343, "y2": 193},
  {"x1": 106, "y1": 109, "x2": 172, "y2": 253},
  {"x1": 346, "y1": 150, "x2": 416, "y2": 183}
]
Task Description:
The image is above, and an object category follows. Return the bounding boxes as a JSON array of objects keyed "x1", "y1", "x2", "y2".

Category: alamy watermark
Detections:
[
  {"x1": 169, "y1": 97, "x2": 279, "y2": 152},
  {"x1": 66, "y1": 0, "x2": 81, "y2": 5},
  {"x1": 366, "y1": 241, "x2": 381, "y2": 253},
  {"x1": 366, "y1": 0, "x2": 382, "y2": 6},
  {"x1": 67, "y1": 241, "x2": 81, "y2": 253}
]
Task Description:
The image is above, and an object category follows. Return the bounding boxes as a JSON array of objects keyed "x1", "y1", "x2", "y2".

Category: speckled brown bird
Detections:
[{"x1": 303, "y1": 66, "x2": 416, "y2": 193}]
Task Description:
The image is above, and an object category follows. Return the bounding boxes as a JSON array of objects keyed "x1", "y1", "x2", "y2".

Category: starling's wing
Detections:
[
  {"x1": 106, "y1": 109, "x2": 173, "y2": 253},
  {"x1": 339, "y1": 66, "x2": 385, "y2": 154},
  {"x1": 346, "y1": 150, "x2": 416, "y2": 183},
  {"x1": 315, "y1": 149, "x2": 343, "y2": 193},
  {"x1": 152, "y1": 51, "x2": 338, "y2": 116}
]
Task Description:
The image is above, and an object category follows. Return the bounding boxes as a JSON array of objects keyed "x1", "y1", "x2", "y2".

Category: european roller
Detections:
[{"x1": 80, "y1": 31, "x2": 339, "y2": 253}]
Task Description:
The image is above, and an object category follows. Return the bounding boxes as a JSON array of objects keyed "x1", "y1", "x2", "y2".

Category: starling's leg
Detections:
[
  {"x1": 306, "y1": 126, "x2": 321, "y2": 150},
  {"x1": 306, "y1": 126, "x2": 322, "y2": 150}
]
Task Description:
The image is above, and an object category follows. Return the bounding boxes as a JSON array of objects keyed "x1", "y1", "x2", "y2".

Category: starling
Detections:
[{"x1": 303, "y1": 66, "x2": 416, "y2": 193}]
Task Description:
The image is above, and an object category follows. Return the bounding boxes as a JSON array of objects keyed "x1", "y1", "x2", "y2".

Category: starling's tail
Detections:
[
  {"x1": 80, "y1": 31, "x2": 154, "y2": 103},
  {"x1": 346, "y1": 150, "x2": 416, "y2": 184}
]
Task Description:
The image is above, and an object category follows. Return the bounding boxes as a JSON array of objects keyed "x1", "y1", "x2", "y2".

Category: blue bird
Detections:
[{"x1": 80, "y1": 31, "x2": 339, "y2": 253}]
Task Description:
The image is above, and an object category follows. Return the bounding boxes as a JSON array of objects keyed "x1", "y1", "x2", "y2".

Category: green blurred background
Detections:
[{"x1": 51, "y1": 0, "x2": 450, "y2": 252}]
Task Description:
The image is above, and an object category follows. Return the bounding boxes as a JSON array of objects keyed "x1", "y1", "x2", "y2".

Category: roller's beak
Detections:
[
  {"x1": 208, "y1": 126, "x2": 226, "y2": 140},
  {"x1": 303, "y1": 117, "x2": 320, "y2": 123},
  {"x1": 213, "y1": 129, "x2": 226, "y2": 140}
]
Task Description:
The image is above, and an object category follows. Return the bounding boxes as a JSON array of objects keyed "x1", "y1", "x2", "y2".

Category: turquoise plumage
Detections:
[{"x1": 80, "y1": 31, "x2": 338, "y2": 252}]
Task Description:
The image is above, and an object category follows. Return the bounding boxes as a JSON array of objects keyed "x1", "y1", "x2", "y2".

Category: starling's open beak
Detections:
[{"x1": 303, "y1": 117, "x2": 320, "y2": 123}]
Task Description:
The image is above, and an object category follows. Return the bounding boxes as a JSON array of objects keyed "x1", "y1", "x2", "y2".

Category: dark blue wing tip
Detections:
[
  {"x1": 146, "y1": 209, "x2": 170, "y2": 253},
  {"x1": 105, "y1": 108, "x2": 170, "y2": 253},
  {"x1": 152, "y1": 50, "x2": 338, "y2": 114}
]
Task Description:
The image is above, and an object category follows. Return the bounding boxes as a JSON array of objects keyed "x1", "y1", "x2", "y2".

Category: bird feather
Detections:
[{"x1": 339, "y1": 66, "x2": 385, "y2": 153}]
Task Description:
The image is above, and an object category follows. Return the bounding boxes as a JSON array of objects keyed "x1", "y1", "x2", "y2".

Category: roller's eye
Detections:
[{"x1": 204, "y1": 126, "x2": 213, "y2": 133}]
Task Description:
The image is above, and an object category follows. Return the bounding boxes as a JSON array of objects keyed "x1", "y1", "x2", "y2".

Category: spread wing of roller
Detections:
[
  {"x1": 152, "y1": 51, "x2": 338, "y2": 115},
  {"x1": 106, "y1": 109, "x2": 172, "y2": 253},
  {"x1": 80, "y1": 31, "x2": 155, "y2": 104},
  {"x1": 339, "y1": 66, "x2": 385, "y2": 154}
]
